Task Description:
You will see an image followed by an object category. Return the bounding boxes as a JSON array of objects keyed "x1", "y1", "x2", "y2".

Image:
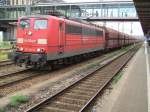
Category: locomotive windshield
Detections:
[
  {"x1": 34, "y1": 20, "x2": 48, "y2": 30},
  {"x1": 20, "y1": 19, "x2": 30, "y2": 29}
]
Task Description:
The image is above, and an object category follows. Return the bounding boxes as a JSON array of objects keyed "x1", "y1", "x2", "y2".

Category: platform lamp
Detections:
[
  {"x1": 130, "y1": 22, "x2": 133, "y2": 36},
  {"x1": 118, "y1": 22, "x2": 120, "y2": 36}
]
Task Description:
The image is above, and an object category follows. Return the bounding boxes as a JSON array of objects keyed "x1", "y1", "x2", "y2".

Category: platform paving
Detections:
[{"x1": 111, "y1": 45, "x2": 148, "y2": 112}]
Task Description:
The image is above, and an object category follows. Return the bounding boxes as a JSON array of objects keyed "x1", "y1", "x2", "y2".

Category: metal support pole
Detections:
[
  {"x1": 84, "y1": 5, "x2": 87, "y2": 17},
  {"x1": 69, "y1": 5, "x2": 71, "y2": 17},
  {"x1": 101, "y1": 4, "x2": 103, "y2": 17},
  {"x1": 104, "y1": 5, "x2": 106, "y2": 17},
  {"x1": 130, "y1": 22, "x2": 133, "y2": 36},
  {"x1": 106, "y1": 7, "x2": 108, "y2": 17},
  {"x1": 26, "y1": 5, "x2": 31, "y2": 15},
  {"x1": 92, "y1": 8, "x2": 94, "y2": 17},
  {"x1": 118, "y1": 3, "x2": 120, "y2": 18},
  {"x1": 118, "y1": 22, "x2": 120, "y2": 33},
  {"x1": 118, "y1": 22, "x2": 120, "y2": 46}
]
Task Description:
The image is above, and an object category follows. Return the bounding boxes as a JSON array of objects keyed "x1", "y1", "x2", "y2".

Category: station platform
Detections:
[{"x1": 110, "y1": 44, "x2": 148, "y2": 112}]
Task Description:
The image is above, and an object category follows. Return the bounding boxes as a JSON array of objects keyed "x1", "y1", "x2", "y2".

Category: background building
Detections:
[
  {"x1": 9, "y1": 0, "x2": 35, "y2": 5},
  {"x1": 1, "y1": 0, "x2": 64, "y2": 5},
  {"x1": 39, "y1": 0, "x2": 64, "y2": 3}
]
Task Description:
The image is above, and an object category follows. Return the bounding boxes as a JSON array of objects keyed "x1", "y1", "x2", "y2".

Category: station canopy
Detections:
[{"x1": 133, "y1": 0, "x2": 150, "y2": 36}]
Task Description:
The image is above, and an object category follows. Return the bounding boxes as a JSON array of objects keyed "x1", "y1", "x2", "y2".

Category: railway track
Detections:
[
  {"x1": 0, "y1": 68, "x2": 28, "y2": 79},
  {"x1": 0, "y1": 60, "x2": 28, "y2": 78},
  {"x1": 0, "y1": 69, "x2": 34, "y2": 87},
  {"x1": 0, "y1": 69, "x2": 49, "y2": 97},
  {"x1": 25, "y1": 45, "x2": 139, "y2": 112},
  {"x1": 0, "y1": 60, "x2": 13, "y2": 67},
  {"x1": 0, "y1": 45, "x2": 134, "y2": 98}
]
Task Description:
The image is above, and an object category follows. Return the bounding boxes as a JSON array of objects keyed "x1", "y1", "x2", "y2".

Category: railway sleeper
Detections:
[
  {"x1": 81, "y1": 79, "x2": 103, "y2": 83},
  {"x1": 79, "y1": 82, "x2": 100, "y2": 87},
  {"x1": 68, "y1": 89, "x2": 94, "y2": 96},
  {"x1": 82, "y1": 78, "x2": 98, "y2": 82},
  {"x1": 44, "y1": 101, "x2": 80, "y2": 111},
  {"x1": 89, "y1": 72, "x2": 113, "y2": 79},
  {"x1": 79, "y1": 81, "x2": 101, "y2": 87},
  {"x1": 92, "y1": 77, "x2": 112, "y2": 82},
  {"x1": 78, "y1": 84, "x2": 100, "y2": 89},
  {"x1": 64, "y1": 92, "x2": 92, "y2": 99},
  {"x1": 56, "y1": 96, "x2": 86, "y2": 105},
  {"x1": 54, "y1": 101, "x2": 81, "y2": 108},
  {"x1": 62, "y1": 93, "x2": 91, "y2": 101},
  {"x1": 41, "y1": 106, "x2": 74, "y2": 112},
  {"x1": 84, "y1": 78, "x2": 105, "y2": 83},
  {"x1": 92, "y1": 74, "x2": 112, "y2": 79},
  {"x1": 73, "y1": 86, "x2": 97, "y2": 92}
]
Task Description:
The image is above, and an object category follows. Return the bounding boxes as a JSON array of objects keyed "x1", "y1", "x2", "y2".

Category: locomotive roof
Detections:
[
  {"x1": 21, "y1": 15, "x2": 134, "y2": 36},
  {"x1": 19, "y1": 15, "x2": 134, "y2": 39},
  {"x1": 20, "y1": 15, "x2": 51, "y2": 19},
  {"x1": 20, "y1": 15, "x2": 104, "y2": 30}
]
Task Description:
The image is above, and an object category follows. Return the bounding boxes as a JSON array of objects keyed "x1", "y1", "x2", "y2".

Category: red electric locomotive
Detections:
[
  {"x1": 14, "y1": 15, "x2": 106, "y2": 67},
  {"x1": 13, "y1": 15, "x2": 136, "y2": 68}
]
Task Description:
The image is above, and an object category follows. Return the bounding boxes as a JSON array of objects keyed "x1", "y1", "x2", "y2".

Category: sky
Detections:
[{"x1": 64, "y1": 0, "x2": 144, "y2": 37}]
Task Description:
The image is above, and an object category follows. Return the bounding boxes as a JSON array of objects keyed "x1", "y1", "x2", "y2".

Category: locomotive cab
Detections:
[{"x1": 14, "y1": 16, "x2": 49, "y2": 67}]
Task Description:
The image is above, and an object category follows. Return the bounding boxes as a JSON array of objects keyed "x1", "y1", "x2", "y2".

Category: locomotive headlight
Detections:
[
  {"x1": 19, "y1": 47, "x2": 24, "y2": 51},
  {"x1": 37, "y1": 48, "x2": 45, "y2": 52},
  {"x1": 37, "y1": 48, "x2": 41, "y2": 52},
  {"x1": 17, "y1": 38, "x2": 23, "y2": 43},
  {"x1": 27, "y1": 31, "x2": 32, "y2": 36},
  {"x1": 37, "y1": 39, "x2": 47, "y2": 44}
]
